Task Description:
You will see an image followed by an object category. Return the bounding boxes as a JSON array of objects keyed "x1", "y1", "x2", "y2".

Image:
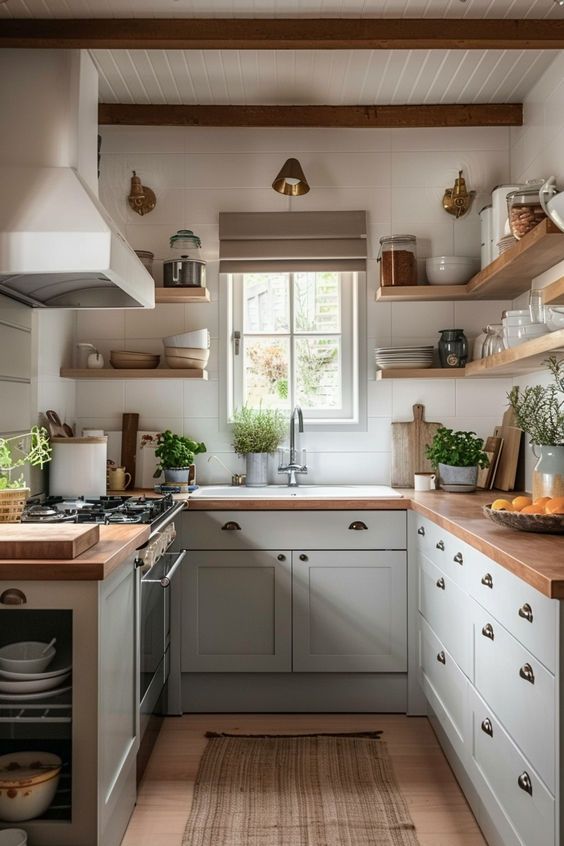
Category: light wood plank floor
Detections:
[{"x1": 122, "y1": 714, "x2": 488, "y2": 846}]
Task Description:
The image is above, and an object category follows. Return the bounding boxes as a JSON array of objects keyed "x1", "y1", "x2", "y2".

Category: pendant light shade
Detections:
[{"x1": 272, "y1": 158, "x2": 310, "y2": 196}]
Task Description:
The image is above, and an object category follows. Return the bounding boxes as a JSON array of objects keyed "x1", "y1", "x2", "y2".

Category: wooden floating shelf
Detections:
[
  {"x1": 376, "y1": 220, "x2": 564, "y2": 303},
  {"x1": 465, "y1": 328, "x2": 564, "y2": 377},
  {"x1": 154, "y1": 287, "x2": 210, "y2": 304},
  {"x1": 376, "y1": 368, "x2": 467, "y2": 379},
  {"x1": 60, "y1": 369, "x2": 208, "y2": 380}
]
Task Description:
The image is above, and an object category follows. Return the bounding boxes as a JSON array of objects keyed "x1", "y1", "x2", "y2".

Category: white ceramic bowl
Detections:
[
  {"x1": 426, "y1": 256, "x2": 480, "y2": 285},
  {"x1": 163, "y1": 330, "x2": 210, "y2": 350},
  {"x1": 0, "y1": 830, "x2": 27, "y2": 846},
  {"x1": 0, "y1": 643, "x2": 56, "y2": 675},
  {"x1": 503, "y1": 324, "x2": 549, "y2": 348},
  {"x1": 0, "y1": 752, "x2": 61, "y2": 822}
]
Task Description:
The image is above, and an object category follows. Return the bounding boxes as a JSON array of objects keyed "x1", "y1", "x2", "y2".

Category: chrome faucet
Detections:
[{"x1": 278, "y1": 405, "x2": 308, "y2": 487}]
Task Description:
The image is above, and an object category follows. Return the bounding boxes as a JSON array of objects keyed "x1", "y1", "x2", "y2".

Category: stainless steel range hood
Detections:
[{"x1": 0, "y1": 50, "x2": 155, "y2": 309}]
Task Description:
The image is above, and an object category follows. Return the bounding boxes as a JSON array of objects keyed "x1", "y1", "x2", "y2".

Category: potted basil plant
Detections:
[
  {"x1": 426, "y1": 427, "x2": 489, "y2": 492},
  {"x1": 154, "y1": 430, "x2": 206, "y2": 485},
  {"x1": 232, "y1": 407, "x2": 286, "y2": 487}
]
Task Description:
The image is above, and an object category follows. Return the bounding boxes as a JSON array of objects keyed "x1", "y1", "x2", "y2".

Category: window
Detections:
[{"x1": 227, "y1": 270, "x2": 362, "y2": 424}]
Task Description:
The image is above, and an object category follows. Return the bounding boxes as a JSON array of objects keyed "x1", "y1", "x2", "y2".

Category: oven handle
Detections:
[{"x1": 142, "y1": 549, "x2": 187, "y2": 588}]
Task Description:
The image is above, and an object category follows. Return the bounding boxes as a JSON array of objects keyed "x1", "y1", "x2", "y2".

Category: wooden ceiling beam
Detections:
[
  {"x1": 2, "y1": 18, "x2": 564, "y2": 50},
  {"x1": 98, "y1": 103, "x2": 523, "y2": 128}
]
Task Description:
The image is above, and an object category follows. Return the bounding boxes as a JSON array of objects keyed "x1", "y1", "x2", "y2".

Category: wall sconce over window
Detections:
[
  {"x1": 128, "y1": 170, "x2": 157, "y2": 216},
  {"x1": 272, "y1": 158, "x2": 310, "y2": 196},
  {"x1": 442, "y1": 170, "x2": 475, "y2": 219}
]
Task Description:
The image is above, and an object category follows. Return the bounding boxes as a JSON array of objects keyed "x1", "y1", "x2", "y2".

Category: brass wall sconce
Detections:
[
  {"x1": 128, "y1": 171, "x2": 157, "y2": 216},
  {"x1": 272, "y1": 158, "x2": 310, "y2": 196},
  {"x1": 442, "y1": 170, "x2": 475, "y2": 219}
]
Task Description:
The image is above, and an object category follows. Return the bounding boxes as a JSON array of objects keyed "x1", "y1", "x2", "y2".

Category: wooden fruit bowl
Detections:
[{"x1": 484, "y1": 505, "x2": 564, "y2": 534}]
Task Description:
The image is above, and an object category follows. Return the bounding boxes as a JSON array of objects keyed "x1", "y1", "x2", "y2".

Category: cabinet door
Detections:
[
  {"x1": 182, "y1": 550, "x2": 292, "y2": 672},
  {"x1": 292, "y1": 550, "x2": 407, "y2": 672}
]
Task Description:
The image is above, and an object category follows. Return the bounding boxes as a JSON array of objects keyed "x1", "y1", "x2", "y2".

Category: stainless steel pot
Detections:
[{"x1": 163, "y1": 256, "x2": 206, "y2": 288}]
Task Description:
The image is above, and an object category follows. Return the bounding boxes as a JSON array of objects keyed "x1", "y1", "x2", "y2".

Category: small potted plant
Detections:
[
  {"x1": 232, "y1": 407, "x2": 286, "y2": 487},
  {"x1": 508, "y1": 356, "x2": 564, "y2": 500},
  {"x1": 0, "y1": 427, "x2": 52, "y2": 522},
  {"x1": 154, "y1": 430, "x2": 206, "y2": 485},
  {"x1": 426, "y1": 427, "x2": 489, "y2": 492}
]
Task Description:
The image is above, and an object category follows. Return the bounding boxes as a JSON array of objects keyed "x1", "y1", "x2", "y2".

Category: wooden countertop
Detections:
[{"x1": 0, "y1": 525, "x2": 150, "y2": 581}]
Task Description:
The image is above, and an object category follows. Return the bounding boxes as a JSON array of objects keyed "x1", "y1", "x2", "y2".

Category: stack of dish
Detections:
[
  {"x1": 374, "y1": 346, "x2": 434, "y2": 370},
  {"x1": 110, "y1": 350, "x2": 160, "y2": 369},
  {"x1": 502, "y1": 310, "x2": 549, "y2": 349},
  {"x1": 0, "y1": 641, "x2": 71, "y2": 701},
  {"x1": 163, "y1": 329, "x2": 210, "y2": 370},
  {"x1": 497, "y1": 234, "x2": 517, "y2": 255},
  {"x1": 0, "y1": 751, "x2": 62, "y2": 822}
]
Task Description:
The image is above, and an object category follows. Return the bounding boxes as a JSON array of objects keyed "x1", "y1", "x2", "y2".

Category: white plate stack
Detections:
[{"x1": 374, "y1": 346, "x2": 434, "y2": 370}]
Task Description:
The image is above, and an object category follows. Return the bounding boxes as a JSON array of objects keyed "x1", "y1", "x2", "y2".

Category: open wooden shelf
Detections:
[
  {"x1": 376, "y1": 368, "x2": 467, "y2": 379},
  {"x1": 376, "y1": 219, "x2": 564, "y2": 303},
  {"x1": 60, "y1": 368, "x2": 208, "y2": 380},
  {"x1": 465, "y1": 328, "x2": 564, "y2": 377},
  {"x1": 154, "y1": 287, "x2": 210, "y2": 304}
]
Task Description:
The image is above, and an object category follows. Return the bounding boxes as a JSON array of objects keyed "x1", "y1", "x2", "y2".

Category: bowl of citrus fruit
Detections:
[{"x1": 484, "y1": 495, "x2": 564, "y2": 534}]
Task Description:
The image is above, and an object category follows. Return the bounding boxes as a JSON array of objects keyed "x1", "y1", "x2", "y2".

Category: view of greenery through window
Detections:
[{"x1": 243, "y1": 272, "x2": 342, "y2": 410}]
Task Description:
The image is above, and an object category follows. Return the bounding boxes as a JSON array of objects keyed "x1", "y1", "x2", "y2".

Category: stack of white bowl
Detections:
[
  {"x1": 162, "y1": 329, "x2": 210, "y2": 370},
  {"x1": 0, "y1": 641, "x2": 71, "y2": 699},
  {"x1": 502, "y1": 310, "x2": 549, "y2": 349}
]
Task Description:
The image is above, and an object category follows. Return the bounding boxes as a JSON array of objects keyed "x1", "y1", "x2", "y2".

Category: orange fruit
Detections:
[
  {"x1": 545, "y1": 496, "x2": 564, "y2": 514},
  {"x1": 533, "y1": 496, "x2": 552, "y2": 507},
  {"x1": 491, "y1": 499, "x2": 514, "y2": 512},
  {"x1": 512, "y1": 496, "x2": 532, "y2": 512},
  {"x1": 521, "y1": 503, "x2": 547, "y2": 514}
]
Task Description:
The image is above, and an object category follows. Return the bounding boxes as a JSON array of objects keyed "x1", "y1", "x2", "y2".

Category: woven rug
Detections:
[{"x1": 182, "y1": 732, "x2": 420, "y2": 846}]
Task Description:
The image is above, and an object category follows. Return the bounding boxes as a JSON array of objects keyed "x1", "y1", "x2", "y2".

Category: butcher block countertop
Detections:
[{"x1": 0, "y1": 525, "x2": 149, "y2": 581}]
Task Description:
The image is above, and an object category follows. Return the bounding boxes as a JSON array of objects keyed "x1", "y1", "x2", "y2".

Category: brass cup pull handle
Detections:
[
  {"x1": 299, "y1": 554, "x2": 309, "y2": 562},
  {"x1": 437, "y1": 651, "x2": 446, "y2": 665},
  {"x1": 517, "y1": 772, "x2": 533, "y2": 796},
  {"x1": 482, "y1": 623, "x2": 494, "y2": 640},
  {"x1": 453, "y1": 552, "x2": 463, "y2": 565},
  {"x1": 481, "y1": 573, "x2": 493, "y2": 589},
  {"x1": 518, "y1": 603, "x2": 533, "y2": 623},
  {"x1": 436, "y1": 540, "x2": 445, "y2": 551},
  {"x1": 348, "y1": 521, "x2": 368, "y2": 531},
  {"x1": 417, "y1": 527, "x2": 425, "y2": 536},
  {"x1": 277, "y1": 554, "x2": 286, "y2": 562},
  {"x1": 519, "y1": 663, "x2": 535, "y2": 684},
  {"x1": 481, "y1": 718, "x2": 493, "y2": 737},
  {"x1": 436, "y1": 577, "x2": 446, "y2": 590},
  {"x1": 0, "y1": 588, "x2": 27, "y2": 606},
  {"x1": 221, "y1": 521, "x2": 241, "y2": 531}
]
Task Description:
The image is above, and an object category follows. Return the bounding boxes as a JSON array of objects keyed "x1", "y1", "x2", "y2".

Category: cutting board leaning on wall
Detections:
[{"x1": 391, "y1": 404, "x2": 442, "y2": 488}]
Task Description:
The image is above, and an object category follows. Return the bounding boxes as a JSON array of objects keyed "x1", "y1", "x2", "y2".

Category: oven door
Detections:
[{"x1": 139, "y1": 550, "x2": 186, "y2": 728}]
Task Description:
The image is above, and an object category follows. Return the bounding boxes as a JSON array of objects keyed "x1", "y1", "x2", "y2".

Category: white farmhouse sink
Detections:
[{"x1": 190, "y1": 485, "x2": 403, "y2": 499}]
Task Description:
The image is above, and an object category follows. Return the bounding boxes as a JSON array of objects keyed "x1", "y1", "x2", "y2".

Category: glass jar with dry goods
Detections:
[
  {"x1": 507, "y1": 181, "x2": 556, "y2": 241},
  {"x1": 378, "y1": 235, "x2": 417, "y2": 287}
]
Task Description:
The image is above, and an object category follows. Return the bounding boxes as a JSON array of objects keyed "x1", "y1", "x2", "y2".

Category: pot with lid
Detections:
[{"x1": 163, "y1": 229, "x2": 206, "y2": 288}]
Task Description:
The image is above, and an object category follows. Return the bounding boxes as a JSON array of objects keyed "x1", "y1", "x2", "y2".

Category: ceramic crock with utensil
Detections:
[{"x1": 163, "y1": 229, "x2": 206, "y2": 288}]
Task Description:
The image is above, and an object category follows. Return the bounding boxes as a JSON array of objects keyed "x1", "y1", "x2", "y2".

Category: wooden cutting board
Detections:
[
  {"x1": 0, "y1": 524, "x2": 100, "y2": 560},
  {"x1": 391, "y1": 404, "x2": 442, "y2": 488},
  {"x1": 493, "y1": 408, "x2": 523, "y2": 492}
]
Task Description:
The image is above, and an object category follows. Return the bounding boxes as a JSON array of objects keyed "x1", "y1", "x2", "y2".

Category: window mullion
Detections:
[{"x1": 289, "y1": 272, "x2": 295, "y2": 409}]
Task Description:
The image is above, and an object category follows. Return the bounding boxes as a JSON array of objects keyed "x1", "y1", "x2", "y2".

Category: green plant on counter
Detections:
[
  {"x1": 425, "y1": 427, "x2": 490, "y2": 469},
  {"x1": 232, "y1": 406, "x2": 287, "y2": 455},
  {"x1": 154, "y1": 430, "x2": 206, "y2": 475},
  {"x1": 0, "y1": 426, "x2": 52, "y2": 490},
  {"x1": 508, "y1": 356, "x2": 564, "y2": 446}
]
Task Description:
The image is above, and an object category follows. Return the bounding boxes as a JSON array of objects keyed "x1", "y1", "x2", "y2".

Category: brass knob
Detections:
[
  {"x1": 0, "y1": 588, "x2": 27, "y2": 605},
  {"x1": 436, "y1": 540, "x2": 445, "y2": 551},
  {"x1": 482, "y1": 623, "x2": 494, "y2": 640},
  {"x1": 519, "y1": 663, "x2": 535, "y2": 684},
  {"x1": 348, "y1": 521, "x2": 368, "y2": 531},
  {"x1": 417, "y1": 527, "x2": 425, "y2": 536},
  {"x1": 481, "y1": 718, "x2": 493, "y2": 737},
  {"x1": 436, "y1": 651, "x2": 446, "y2": 664},
  {"x1": 299, "y1": 554, "x2": 308, "y2": 562},
  {"x1": 481, "y1": 573, "x2": 493, "y2": 589},
  {"x1": 518, "y1": 603, "x2": 533, "y2": 623},
  {"x1": 436, "y1": 577, "x2": 446, "y2": 590},
  {"x1": 277, "y1": 554, "x2": 286, "y2": 562},
  {"x1": 221, "y1": 521, "x2": 241, "y2": 531},
  {"x1": 453, "y1": 552, "x2": 463, "y2": 565},
  {"x1": 517, "y1": 772, "x2": 533, "y2": 796}
]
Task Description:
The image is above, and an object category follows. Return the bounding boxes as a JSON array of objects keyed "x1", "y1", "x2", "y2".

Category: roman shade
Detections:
[{"x1": 219, "y1": 210, "x2": 367, "y2": 273}]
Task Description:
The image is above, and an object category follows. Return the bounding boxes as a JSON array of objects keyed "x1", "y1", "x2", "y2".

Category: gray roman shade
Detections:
[{"x1": 219, "y1": 211, "x2": 367, "y2": 273}]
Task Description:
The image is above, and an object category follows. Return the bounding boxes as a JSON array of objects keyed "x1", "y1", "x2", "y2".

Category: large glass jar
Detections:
[
  {"x1": 438, "y1": 329, "x2": 468, "y2": 368},
  {"x1": 378, "y1": 235, "x2": 417, "y2": 287},
  {"x1": 507, "y1": 181, "x2": 556, "y2": 240}
]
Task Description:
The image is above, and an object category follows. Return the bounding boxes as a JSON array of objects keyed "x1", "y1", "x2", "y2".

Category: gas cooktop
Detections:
[{"x1": 22, "y1": 494, "x2": 180, "y2": 532}]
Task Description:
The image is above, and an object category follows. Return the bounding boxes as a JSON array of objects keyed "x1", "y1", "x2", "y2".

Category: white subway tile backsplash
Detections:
[
  {"x1": 183, "y1": 380, "x2": 220, "y2": 419},
  {"x1": 124, "y1": 380, "x2": 184, "y2": 420},
  {"x1": 125, "y1": 304, "x2": 186, "y2": 340},
  {"x1": 76, "y1": 380, "x2": 125, "y2": 422},
  {"x1": 455, "y1": 379, "x2": 513, "y2": 419},
  {"x1": 76, "y1": 310, "x2": 125, "y2": 342},
  {"x1": 367, "y1": 380, "x2": 393, "y2": 417},
  {"x1": 391, "y1": 301, "x2": 455, "y2": 340},
  {"x1": 392, "y1": 380, "x2": 456, "y2": 421}
]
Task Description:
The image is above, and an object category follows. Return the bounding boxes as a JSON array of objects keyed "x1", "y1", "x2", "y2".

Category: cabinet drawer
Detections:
[
  {"x1": 418, "y1": 554, "x2": 471, "y2": 678},
  {"x1": 466, "y1": 548, "x2": 557, "y2": 673},
  {"x1": 473, "y1": 602, "x2": 555, "y2": 793},
  {"x1": 468, "y1": 684, "x2": 555, "y2": 846},
  {"x1": 419, "y1": 616, "x2": 467, "y2": 757},
  {"x1": 413, "y1": 515, "x2": 466, "y2": 589},
  {"x1": 182, "y1": 510, "x2": 407, "y2": 551}
]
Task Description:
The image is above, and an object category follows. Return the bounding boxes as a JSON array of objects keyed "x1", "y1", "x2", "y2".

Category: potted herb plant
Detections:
[
  {"x1": 154, "y1": 430, "x2": 206, "y2": 485},
  {"x1": 0, "y1": 427, "x2": 51, "y2": 522},
  {"x1": 508, "y1": 356, "x2": 564, "y2": 500},
  {"x1": 232, "y1": 407, "x2": 286, "y2": 487},
  {"x1": 426, "y1": 427, "x2": 489, "y2": 492}
]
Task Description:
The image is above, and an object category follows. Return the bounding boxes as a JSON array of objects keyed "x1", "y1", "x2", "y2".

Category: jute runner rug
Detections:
[{"x1": 182, "y1": 731, "x2": 420, "y2": 845}]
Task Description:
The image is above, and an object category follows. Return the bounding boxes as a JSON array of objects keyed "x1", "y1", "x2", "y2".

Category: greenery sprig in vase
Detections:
[
  {"x1": 232, "y1": 407, "x2": 286, "y2": 487},
  {"x1": 426, "y1": 427, "x2": 489, "y2": 492},
  {"x1": 0, "y1": 427, "x2": 51, "y2": 522}
]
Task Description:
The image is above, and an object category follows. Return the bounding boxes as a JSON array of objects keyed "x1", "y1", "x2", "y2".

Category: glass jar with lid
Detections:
[
  {"x1": 378, "y1": 235, "x2": 417, "y2": 287},
  {"x1": 507, "y1": 180, "x2": 557, "y2": 240}
]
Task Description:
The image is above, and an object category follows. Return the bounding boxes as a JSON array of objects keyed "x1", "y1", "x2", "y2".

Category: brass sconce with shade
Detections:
[
  {"x1": 442, "y1": 170, "x2": 475, "y2": 219},
  {"x1": 272, "y1": 158, "x2": 310, "y2": 196},
  {"x1": 128, "y1": 170, "x2": 157, "y2": 216}
]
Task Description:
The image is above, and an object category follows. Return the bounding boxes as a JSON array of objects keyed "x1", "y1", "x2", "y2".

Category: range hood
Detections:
[{"x1": 0, "y1": 50, "x2": 154, "y2": 309}]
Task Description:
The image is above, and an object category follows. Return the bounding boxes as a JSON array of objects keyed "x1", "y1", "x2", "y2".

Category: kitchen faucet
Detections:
[{"x1": 278, "y1": 405, "x2": 308, "y2": 487}]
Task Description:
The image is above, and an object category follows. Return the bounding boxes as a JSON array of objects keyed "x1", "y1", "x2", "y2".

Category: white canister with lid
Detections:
[
  {"x1": 491, "y1": 183, "x2": 521, "y2": 257},
  {"x1": 479, "y1": 204, "x2": 493, "y2": 269},
  {"x1": 49, "y1": 437, "x2": 108, "y2": 498}
]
